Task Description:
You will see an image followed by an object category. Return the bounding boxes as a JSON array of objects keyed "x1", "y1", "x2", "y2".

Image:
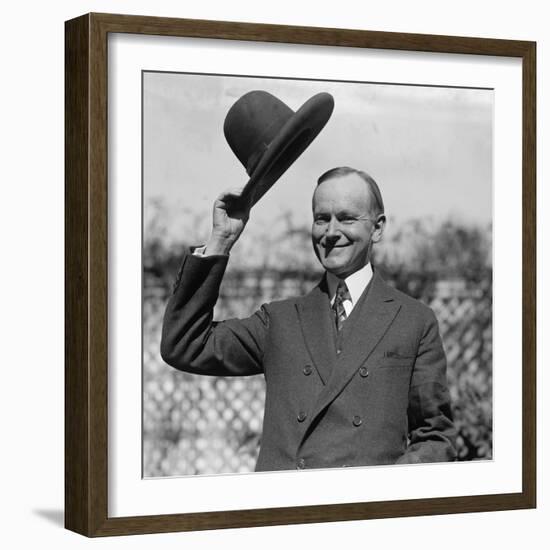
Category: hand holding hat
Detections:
[
  {"x1": 205, "y1": 90, "x2": 334, "y2": 255},
  {"x1": 205, "y1": 186, "x2": 252, "y2": 255}
]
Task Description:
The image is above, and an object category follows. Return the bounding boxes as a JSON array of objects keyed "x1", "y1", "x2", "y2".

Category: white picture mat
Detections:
[{"x1": 108, "y1": 33, "x2": 523, "y2": 517}]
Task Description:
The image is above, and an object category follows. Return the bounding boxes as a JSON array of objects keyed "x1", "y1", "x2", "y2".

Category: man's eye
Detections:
[
  {"x1": 340, "y1": 217, "x2": 357, "y2": 224},
  {"x1": 314, "y1": 218, "x2": 329, "y2": 225}
]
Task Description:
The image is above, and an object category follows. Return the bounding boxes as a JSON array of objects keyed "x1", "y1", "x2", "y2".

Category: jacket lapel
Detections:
[
  {"x1": 295, "y1": 278, "x2": 336, "y2": 385},
  {"x1": 299, "y1": 272, "x2": 402, "y2": 444}
]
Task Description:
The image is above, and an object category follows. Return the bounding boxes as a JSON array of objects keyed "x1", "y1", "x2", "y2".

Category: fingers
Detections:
[
  {"x1": 215, "y1": 186, "x2": 252, "y2": 215},
  {"x1": 216, "y1": 187, "x2": 246, "y2": 203}
]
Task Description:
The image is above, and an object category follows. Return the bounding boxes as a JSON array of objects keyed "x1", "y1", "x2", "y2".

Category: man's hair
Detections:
[{"x1": 317, "y1": 166, "x2": 385, "y2": 217}]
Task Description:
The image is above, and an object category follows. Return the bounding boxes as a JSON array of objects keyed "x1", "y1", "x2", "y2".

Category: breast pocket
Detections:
[{"x1": 378, "y1": 350, "x2": 416, "y2": 368}]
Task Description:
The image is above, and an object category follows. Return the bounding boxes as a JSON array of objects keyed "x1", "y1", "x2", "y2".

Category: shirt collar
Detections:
[{"x1": 326, "y1": 263, "x2": 373, "y2": 305}]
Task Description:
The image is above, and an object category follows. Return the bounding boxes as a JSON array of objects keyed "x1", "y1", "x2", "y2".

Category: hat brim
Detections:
[{"x1": 238, "y1": 92, "x2": 334, "y2": 209}]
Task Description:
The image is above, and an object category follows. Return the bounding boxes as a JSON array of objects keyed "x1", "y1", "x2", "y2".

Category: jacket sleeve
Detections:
[
  {"x1": 160, "y1": 251, "x2": 268, "y2": 376},
  {"x1": 396, "y1": 309, "x2": 458, "y2": 464}
]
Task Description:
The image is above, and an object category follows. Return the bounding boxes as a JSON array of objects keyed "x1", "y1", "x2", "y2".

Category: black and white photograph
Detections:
[
  {"x1": 142, "y1": 71, "x2": 493, "y2": 477},
  {"x1": 2, "y1": 0, "x2": 545, "y2": 544}
]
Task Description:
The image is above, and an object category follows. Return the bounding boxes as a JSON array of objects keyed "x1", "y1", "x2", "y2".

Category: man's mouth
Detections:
[
  {"x1": 321, "y1": 242, "x2": 351, "y2": 256},
  {"x1": 322, "y1": 243, "x2": 350, "y2": 249}
]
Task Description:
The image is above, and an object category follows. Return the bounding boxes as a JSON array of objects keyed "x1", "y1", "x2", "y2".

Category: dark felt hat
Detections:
[{"x1": 223, "y1": 90, "x2": 334, "y2": 208}]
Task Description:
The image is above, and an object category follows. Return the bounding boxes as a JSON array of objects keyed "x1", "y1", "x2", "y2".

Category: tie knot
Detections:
[{"x1": 335, "y1": 281, "x2": 350, "y2": 303}]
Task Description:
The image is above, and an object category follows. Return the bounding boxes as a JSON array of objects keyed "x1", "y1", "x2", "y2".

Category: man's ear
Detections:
[{"x1": 371, "y1": 215, "x2": 386, "y2": 243}]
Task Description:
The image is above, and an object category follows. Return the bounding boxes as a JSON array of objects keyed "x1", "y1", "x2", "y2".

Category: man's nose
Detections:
[{"x1": 325, "y1": 217, "x2": 340, "y2": 239}]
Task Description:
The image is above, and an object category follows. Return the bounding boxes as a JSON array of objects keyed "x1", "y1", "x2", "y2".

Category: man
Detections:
[{"x1": 160, "y1": 165, "x2": 457, "y2": 471}]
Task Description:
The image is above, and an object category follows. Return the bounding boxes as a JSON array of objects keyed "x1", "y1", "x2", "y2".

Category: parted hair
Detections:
[{"x1": 317, "y1": 166, "x2": 385, "y2": 217}]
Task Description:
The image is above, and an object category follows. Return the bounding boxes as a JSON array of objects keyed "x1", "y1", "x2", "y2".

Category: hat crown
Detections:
[{"x1": 224, "y1": 91, "x2": 296, "y2": 175}]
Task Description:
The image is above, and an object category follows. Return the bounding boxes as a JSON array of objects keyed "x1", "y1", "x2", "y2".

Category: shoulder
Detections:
[
  {"x1": 261, "y1": 280, "x2": 326, "y2": 314},
  {"x1": 262, "y1": 294, "x2": 304, "y2": 315},
  {"x1": 376, "y1": 272, "x2": 436, "y2": 322}
]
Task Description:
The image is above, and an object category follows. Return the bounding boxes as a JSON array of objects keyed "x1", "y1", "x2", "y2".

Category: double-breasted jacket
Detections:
[{"x1": 160, "y1": 252, "x2": 457, "y2": 471}]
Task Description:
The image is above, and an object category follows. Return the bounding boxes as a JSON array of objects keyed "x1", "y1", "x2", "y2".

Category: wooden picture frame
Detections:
[{"x1": 65, "y1": 12, "x2": 536, "y2": 537}]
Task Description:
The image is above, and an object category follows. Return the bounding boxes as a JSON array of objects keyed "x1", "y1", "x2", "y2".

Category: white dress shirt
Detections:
[{"x1": 325, "y1": 263, "x2": 373, "y2": 317}]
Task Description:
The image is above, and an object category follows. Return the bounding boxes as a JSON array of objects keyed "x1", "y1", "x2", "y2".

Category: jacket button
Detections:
[
  {"x1": 297, "y1": 411, "x2": 307, "y2": 422},
  {"x1": 297, "y1": 458, "x2": 306, "y2": 469},
  {"x1": 352, "y1": 415, "x2": 363, "y2": 427},
  {"x1": 303, "y1": 365, "x2": 313, "y2": 376},
  {"x1": 359, "y1": 367, "x2": 369, "y2": 378}
]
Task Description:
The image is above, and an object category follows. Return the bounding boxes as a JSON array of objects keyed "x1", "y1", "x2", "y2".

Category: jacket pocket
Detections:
[{"x1": 378, "y1": 351, "x2": 415, "y2": 368}]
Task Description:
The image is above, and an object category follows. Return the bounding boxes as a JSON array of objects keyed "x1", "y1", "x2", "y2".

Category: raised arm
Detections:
[{"x1": 160, "y1": 188, "x2": 268, "y2": 376}]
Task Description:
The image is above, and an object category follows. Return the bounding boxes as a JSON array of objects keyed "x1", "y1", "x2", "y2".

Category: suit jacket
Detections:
[{"x1": 161, "y1": 251, "x2": 457, "y2": 471}]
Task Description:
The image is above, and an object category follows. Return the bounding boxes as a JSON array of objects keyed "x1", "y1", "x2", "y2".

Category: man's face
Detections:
[{"x1": 311, "y1": 173, "x2": 384, "y2": 279}]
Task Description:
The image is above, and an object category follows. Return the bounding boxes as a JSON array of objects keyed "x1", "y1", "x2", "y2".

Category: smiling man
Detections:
[
  {"x1": 161, "y1": 164, "x2": 457, "y2": 471},
  {"x1": 312, "y1": 167, "x2": 385, "y2": 280}
]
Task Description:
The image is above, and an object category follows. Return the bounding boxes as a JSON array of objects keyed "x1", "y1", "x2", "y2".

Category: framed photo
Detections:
[{"x1": 65, "y1": 13, "x2": 536, "y2": 537}]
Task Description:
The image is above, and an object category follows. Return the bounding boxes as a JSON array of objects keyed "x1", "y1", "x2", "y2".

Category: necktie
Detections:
[{"x1": 333, "y1": 281, "x2": 351, "y2": 332}]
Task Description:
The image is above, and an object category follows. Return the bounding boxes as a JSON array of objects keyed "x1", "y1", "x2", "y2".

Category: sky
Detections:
[{"x1": 143, "y1": 71, "x2": 493, "y2": 247}]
